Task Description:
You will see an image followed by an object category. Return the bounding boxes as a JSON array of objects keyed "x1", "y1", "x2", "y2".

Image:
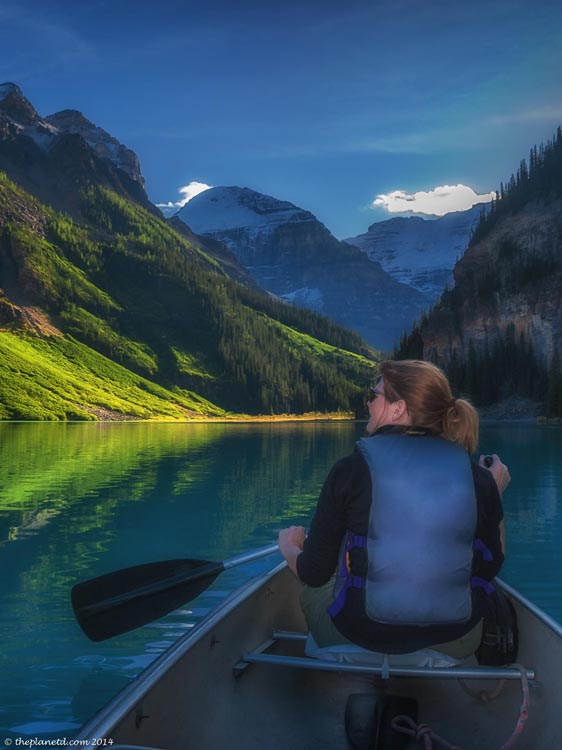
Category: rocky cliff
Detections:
[
  {"x1": 397, "y1": 129, "x2": 562, "y2": 416},
  {"x1": 0, "y1": 83, "x2": 155, "y2": 219},
  {"x1": 45, "y1": 109, "x2": 144, "y2": 187},
  {"x1": 168, "y1": 215, "x2": 257, "y2": 287},
  {"x1": 420, "y1": 200, "x2": 562, "y2": 366}
]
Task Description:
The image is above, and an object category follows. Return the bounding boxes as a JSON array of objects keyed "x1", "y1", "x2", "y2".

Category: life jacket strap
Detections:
[
  {"x1": 330, "y1": 531, "x2": 367, "y2": 617},
  {"x1": 471, "y1": 576, "x2": 496, "y2": 595},
  {"x1": 473, "y1": 538, "x2": 493, "y2": 561},
  {"x1": 328, "y1": 575, "x2": 366, "y2": 617}
]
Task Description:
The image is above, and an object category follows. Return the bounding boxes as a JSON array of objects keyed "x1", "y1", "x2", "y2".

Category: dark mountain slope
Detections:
[{"x1": 168, "y1": 215, "x2": 256, "y2": 287}]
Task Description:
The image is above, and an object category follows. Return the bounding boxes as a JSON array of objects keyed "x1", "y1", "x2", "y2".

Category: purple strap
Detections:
[
  {"x1": 336, "y1": 532, "x2": 367, "y2": 577},
  {"x1": 471, "y1": 576, "x2": 496, "y2": 595},
  {"x1": 348, "y1": 532, "x2": 367, "y2": 548},
  {"x1": 328, "y1": 532, "x2": 367, "y2": 617},
  {"x1": 473, "y1": 538, "x2": 493, "y2": 562},
  {"x1": 327, "y1": 575, "x2": 366, "y2": 617}
]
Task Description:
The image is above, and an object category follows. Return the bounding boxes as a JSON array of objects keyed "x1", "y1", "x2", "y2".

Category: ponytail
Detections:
[
  {"x1": 442, "y1": 398, "x2": 479, "y2": 454},
  {"x1": 380, "y1": 360, "x2": 479, "y2": 454}
]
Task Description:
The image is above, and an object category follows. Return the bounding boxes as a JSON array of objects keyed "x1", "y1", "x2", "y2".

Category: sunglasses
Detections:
[{"x1": 366, "y1": 386, "x2": 385, "y2": 403}]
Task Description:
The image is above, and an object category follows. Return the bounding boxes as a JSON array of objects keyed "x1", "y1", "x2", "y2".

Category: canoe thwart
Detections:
[
  {"x1": 239, "y1": 630, "x2": 536, "y2": 681},
  {"x1": 241, "y1": 651, "x2": 535, "y2": 681}
]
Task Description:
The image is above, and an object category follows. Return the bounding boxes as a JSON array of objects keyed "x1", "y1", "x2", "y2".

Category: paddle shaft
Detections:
[{"x1": 223, "y1": 542, "x2": 280, "y2": 570}]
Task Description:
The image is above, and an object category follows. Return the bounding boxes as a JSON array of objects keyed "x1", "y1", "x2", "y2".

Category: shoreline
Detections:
[
  {"x1": 0, "y1": 411, "x2": 360, "y2": 425},
  {"x1": 2, "y1": 415, "x2": 560, "y2": 426}
]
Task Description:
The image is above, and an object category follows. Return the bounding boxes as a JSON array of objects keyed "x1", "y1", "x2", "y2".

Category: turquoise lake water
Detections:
[{"x1": 0, "y1": 421, "x2": 560, "y2": 740}]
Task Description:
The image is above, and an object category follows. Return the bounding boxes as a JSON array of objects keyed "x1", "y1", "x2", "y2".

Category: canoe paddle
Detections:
[{"x1": 71, "y1": 542, "x2": 279, "y2": 642}]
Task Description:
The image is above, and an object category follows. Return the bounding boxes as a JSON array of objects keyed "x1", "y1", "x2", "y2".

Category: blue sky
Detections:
[{"x1": 1, "y1": 0, "x2": 562, "y2": 237}]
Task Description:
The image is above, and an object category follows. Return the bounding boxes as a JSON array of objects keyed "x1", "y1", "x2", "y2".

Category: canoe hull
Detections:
[{"x1": 76, "y1": 564, "x2": 562, "y2": 749}]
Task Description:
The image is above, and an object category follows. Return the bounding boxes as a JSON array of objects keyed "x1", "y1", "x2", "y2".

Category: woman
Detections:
[{"x1": 278, "y1": 359, "x2": 510, "y2": 656}]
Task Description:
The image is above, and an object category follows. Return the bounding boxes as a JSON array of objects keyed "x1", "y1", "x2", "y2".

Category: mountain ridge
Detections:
[{"x1": 0, "y1": 81, "x2": 157, "y2": 221}]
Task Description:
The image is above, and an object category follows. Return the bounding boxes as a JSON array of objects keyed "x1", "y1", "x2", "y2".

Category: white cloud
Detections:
[
  {"x1": 373, "y1": 184, "x2": 495, "y2": 216},
  {"x1": 157, "y1": 181, "x2": 213, "y2": 216}
]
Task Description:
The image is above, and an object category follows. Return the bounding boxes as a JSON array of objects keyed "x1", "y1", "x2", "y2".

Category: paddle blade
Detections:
[{"x1": 72, "y1": 558, "x2": 223, "y2": 642}]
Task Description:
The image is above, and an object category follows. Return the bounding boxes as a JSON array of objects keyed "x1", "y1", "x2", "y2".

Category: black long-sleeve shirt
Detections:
[{"x1": 296, "y1": 427, "x2": 504, "y2": 653}]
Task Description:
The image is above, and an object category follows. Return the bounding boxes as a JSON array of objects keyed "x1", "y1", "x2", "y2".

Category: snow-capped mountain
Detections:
[
  {"x1": 0, "y1": 82, "x2": 152, "y2": 217},
  {"x1": 179, "y1": 186, "x2": 428, "y2": 351},
  {"x1": 345, "y1": 204, "x2": 485, "y2": 302}
]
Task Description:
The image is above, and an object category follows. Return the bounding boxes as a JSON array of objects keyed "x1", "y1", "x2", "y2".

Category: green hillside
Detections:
[
  {"x1": 0, "y1": 174, "x2": 378, "y2": 419},
  {"x1": 0, "y1": 333, "x2": 222, "y2": 420}
]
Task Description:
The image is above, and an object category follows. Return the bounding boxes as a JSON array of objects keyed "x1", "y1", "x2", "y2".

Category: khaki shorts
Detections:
[{"x1": 299, "y1": 579, "x2": 483, "y2": 658}]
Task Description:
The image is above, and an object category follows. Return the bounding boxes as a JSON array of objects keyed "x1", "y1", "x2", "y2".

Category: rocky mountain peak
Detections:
[
  {"x1": 44, "y1": 108, "x2": 89, "y2": 128},
  {"x1": 0, "y1": 84, "x2": 154, "y2": 218},
  {"x1": 0, "y1": 82, "x2": 40, "y2": 126},
  {"x1": 45, "y1": 109, "x2": 144, "y2": 187}
]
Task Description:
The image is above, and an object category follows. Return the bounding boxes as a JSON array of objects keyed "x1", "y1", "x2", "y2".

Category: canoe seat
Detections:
[{"x1": 304, "y1": 633, "x2": 460, "y2": 668}]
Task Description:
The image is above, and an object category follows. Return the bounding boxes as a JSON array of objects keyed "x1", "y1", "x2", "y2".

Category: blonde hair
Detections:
[{"x1": 379, "y1": 360, "x2": 479, "y2": 454}]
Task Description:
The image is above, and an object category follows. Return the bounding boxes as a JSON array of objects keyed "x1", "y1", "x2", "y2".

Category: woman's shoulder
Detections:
[{"x1": 326, "y1": 447, "x2": 370, "y2": 486}]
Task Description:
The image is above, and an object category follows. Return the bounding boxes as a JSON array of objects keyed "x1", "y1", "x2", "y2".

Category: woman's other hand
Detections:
[
  {"x1": 479, "y1": 453, "x2": 511, "y2": 495},
  {"x1": 278, "y1": 525, "x2": 306, "y2": 554},
  {"x1": 278, "y1": 526, "x2": 306, "y2": 578}
]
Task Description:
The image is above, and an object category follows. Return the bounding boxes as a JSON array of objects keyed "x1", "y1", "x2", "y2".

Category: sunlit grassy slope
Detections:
[{"x1": 0, "y1": 333, "x2": 224, "y2": 420}]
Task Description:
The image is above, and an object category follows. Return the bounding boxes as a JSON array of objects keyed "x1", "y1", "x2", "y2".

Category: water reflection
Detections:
[{"x1": 0, "y1": 421, "x2": 359, "y2": 739}]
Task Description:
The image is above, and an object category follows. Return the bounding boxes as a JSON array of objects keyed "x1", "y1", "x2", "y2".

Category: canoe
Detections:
[{"x1": 74, "y1": 561, "x2": 561, "y2": 749}]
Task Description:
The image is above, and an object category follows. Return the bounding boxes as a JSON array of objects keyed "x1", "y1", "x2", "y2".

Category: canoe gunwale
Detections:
[
  {"x1": 74, "y1": 560, "x2": 288, "y2": 744},
  {"x1": 497, "y1": 577, "x2": 562, "y2": 639}
]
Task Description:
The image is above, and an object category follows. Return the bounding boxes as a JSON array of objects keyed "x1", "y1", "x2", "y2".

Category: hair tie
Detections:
[{"x1": 449, "y1": 398, "x2": 457, "y2": 408}]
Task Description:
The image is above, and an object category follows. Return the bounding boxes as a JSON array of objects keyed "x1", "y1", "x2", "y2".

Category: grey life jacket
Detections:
[{"x1": 331, "y1": 433, "x2": 476, "y2": 627}]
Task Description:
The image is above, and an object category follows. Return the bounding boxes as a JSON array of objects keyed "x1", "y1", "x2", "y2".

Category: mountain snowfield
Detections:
[
  {"x1": 181, "y1": 186, "x2": 314, "y2": 233},
  {"x1": 345, "y1": 204, "x2": 485, "y2": 302}
]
